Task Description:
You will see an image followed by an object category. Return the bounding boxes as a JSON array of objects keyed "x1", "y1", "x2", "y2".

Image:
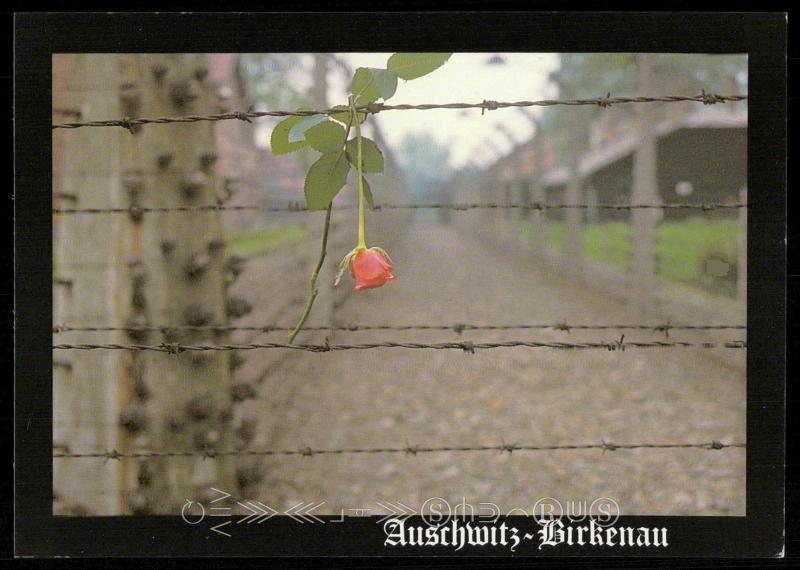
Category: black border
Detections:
[{"x1": 14, "y1": 11, "x2": 786, "y2": 557}]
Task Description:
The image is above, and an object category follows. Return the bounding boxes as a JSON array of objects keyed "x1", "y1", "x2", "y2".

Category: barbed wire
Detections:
[
  {"x1": 52, "y1": 201, "x2": 747, "y2": 216},
  {"x1": 53, "y1": 338, "x2": 747, "y2": 354},
  {"x1": 52, "y1": 92, "x2": 747, "y2": 131},
  {"x1": 52, "y1": 322, "x2": 746, "y2": 336},
  {"x1": 52, "y1": 440, "x2": 746, "y2": 459}
]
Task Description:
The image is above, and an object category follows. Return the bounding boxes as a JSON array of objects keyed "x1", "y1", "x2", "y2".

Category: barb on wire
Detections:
[
  {"x1": 52, "y1": 339, "x2": 748, "y2": 354},
  {"x1": 52, "y1": 322, "x2": 747, "y2": 334},
  {"x1": 52, "y1": 201, "x2": 747, "y2": 216},
  {"x1": 52, "y1": 440, "x2": 746, "y2": 459},
  {"x1": 52, "y1": 92, "x2": 747, "y2": 130}
]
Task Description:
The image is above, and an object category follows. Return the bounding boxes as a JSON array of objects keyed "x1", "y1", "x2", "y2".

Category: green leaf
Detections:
[
  {"x1": 288, "y1": 114, "x2": 326, "y2": 143},
  {"x1": 350, "y1": 67, "x2": 381, "y2": 105},
  {"x1": 304, "y1": 120, "x2": 346, "y2": 153},
  {"x1": 361, "y1": 177, "x2": 375, "y2": 209},
  {"x1": 345, "y1": 137, "x2": 384, "y2": 174},
  {"x1": 368, "y1": 68, "x2": 398, "y2": 100},
  {"x1": 330, "y1": 105, "x2": 367, "y2": 125},
  {"x1": 304, "y1": 152, "x2": 351, "y2": 210},
  {"x1": 271, "y1": 115, "x2": 308, "y2": 155},
  {"x1": 387, "y1": 53, "x2": 452, "y2": 80}
]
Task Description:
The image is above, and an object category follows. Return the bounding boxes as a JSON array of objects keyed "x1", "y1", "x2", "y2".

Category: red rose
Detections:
[{"x1": 349, "y1": 247, "x2": 396, "y2": 291}]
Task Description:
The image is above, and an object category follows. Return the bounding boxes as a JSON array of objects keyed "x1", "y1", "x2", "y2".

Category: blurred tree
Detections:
[
  {"x1": 397, "y1": 132, "x2": 452, "y2": 200},
  {"x1": 238, "y1": 53, "x2": 311, "y2": 110},
  {"x1": 238, "y1": 54, "x2": 321, "y2": 171}
]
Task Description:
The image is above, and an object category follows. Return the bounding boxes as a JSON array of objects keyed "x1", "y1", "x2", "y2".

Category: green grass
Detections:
[
  {"x1": 225, "y1": 223, "x2": 306, "y2": 256},
  {"x1": 522, "y1": 217, "x2": 740, "y2": 296}
]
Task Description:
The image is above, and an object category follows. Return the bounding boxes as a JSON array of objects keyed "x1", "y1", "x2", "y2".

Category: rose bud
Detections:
[{"x1": 339, "y1": 247, "x2": 395, "y2": 291}]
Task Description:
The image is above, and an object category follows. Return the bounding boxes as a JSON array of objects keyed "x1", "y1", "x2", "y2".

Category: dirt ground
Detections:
[{"x1": 231, "y1": 216, "x2": 746, "y2": 517}]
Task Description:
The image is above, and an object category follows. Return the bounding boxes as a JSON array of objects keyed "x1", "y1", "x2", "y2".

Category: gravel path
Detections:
[{"x1": 235, "y1": 218, "x2": 745, "y2": 517}]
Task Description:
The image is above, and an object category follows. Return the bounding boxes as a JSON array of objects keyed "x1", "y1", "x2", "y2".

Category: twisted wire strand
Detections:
[
  {"x1": 52, "y1": 202, "x2": 747, "y2": 215},
  {"x1": 52, "y1": 323, "x2": 746, "y2": 334},
  {"x1": 52, "y1": 92, "x2": 747, "y2": 130},
  {"x1": 52, "y1": 339, "x2": 748, "y2": 354},
  {"x1": 53, "y1": 440, "x2": 747, "y2": 459}
]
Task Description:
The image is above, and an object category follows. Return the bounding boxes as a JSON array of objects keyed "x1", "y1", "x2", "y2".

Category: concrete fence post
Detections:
[
  {"x1": 132, "y1": 54, "x2": 236, "y2": 512},
  {"x1": 53, "y1": 54, "x2": 128, "y2": 516},
  {"x1": 630, "y1": 53, "x2": 661, "y2": 320}
]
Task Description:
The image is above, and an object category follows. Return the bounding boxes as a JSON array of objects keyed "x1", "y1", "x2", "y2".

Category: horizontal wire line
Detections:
[
  {"x1": 52, "y1": 202, "x2": 747, "y2": 215},
  {"x1": 52, "y1": 339, "x2": 748, "y2": 353},
  {"x1": 53, "y1": 440, "x2": 747, "y2": 459},
  {"x1": 52, "y1": 323, "x2": 746, "y2": 334},
  {"x1": 52, "y1": 92, "x2": 747, "y2": 130}
]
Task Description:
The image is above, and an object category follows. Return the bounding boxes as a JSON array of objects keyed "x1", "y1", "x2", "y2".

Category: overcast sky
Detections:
[
  {"x1": 331, "y1": 53, "x2": 560, "y2": 168},
  {"x1": 252, "y1": 53, "x2": 560, "y2": 168}
]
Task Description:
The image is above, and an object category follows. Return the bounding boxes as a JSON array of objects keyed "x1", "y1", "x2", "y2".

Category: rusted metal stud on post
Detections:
[
  {"x1": 119, "y1": 403, "x2": 148, "y2": 434},
  {"x1": 130, "y1": 260, "x2": 147, "y2": 283},
  {"x1": 53, "y1": 360, "x2": 73, "y2": 371},
  {"x1": 199, "y1": 152, "x2": 217, "y2": 172},
  {"x1": 130, "y1": 265, "x2": 147, "y2": 312},
  {"x1": 224, "y1": 272, "x2": 238, "y2": 288},
  {"x1": 193, "y1": 428, "x2": 221, "y2": 450},
  {"x1": 132, "y1": 365, "x2": 150, "y2": 401},
  {"x1": 123, "y1": 171, "x2": 145, "y2": 224},
  {"x1": 185, "y1": 394, "x2": 214, "y2": 422},
  {"x1": 127, "y1": 204, "x2": 144, "y2": 224},
  {"x1": 207, "y1": 238, "x2": 226, "y2": 255},
  {"x1": 119, "y1": 83, "x2": 142, "y2": 116},
  {"x1": 194, "y1": 66, "x2": 209, "y2": 82},
  {"x1": 150, "y1": 63, "x2": 168, "y2": 84},
  {"x1": 236, "y1": 417, "x2": 257, "y2": 445},
  {"x1": 125, "y1": 314, "x2": 149, "y2": 342},
  {"x1": 183, "y1": 303, "x2": 213, "y2": 327},
  {"x1": 185, "y1": 251, "x2": 211, "y2": 280},
  {"x1": 166, "y1": 414, "x2": 186, "y2": 434},
  {"x1": 218, "y1": 407, "x2": 234, "y2": 424},
  {"x1": 230, "y1": 382, "x2": 257, "y2": 402},
  {"x1": 137, "y1": 462, "x2": 154, "y2": 487},
  {"x1": 223, "y1": 255, "x2": 245, "y2": 286},
  {"x1": 156, "y1": 152, "x2": 173, "y2": 170},
  {"x1": 123, "y1": 169, "x2": 144, "y2": 197},
  {"x1": 53, "y1": 192, "x2": 79, "y2": 203},
  {"x1": 216, "y1": 175, "x2": 239, "y2": 205},
  {"x1": 54, "y1": 107, "x2": 83, "y2": 119},
  {"x1": 229, "y1": 351, "x2": 246, "y2": 372},
  {"x1": 160, "y1": 239, "x2": 177, "y2": 256},
  {"x1": 132, "y1": 287, "x2": 147, "y2": 312},
  {"x1": 170, "y1": 80, "x2": 200, "y2": 108},
  {"x1": 226, "y1": 296, "x2": 253, "y2": 320},
  {"x1": 181, "y1": 170, "x2": 207, "y2": 199},
  {"x1": 236, "y1": 465, "x2": 263, "y2": 490},
  {"x1": 223, "y1": 175, "x2": 240, "y2": 197}
]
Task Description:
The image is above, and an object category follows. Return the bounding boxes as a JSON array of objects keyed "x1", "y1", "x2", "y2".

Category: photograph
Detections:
[{"x1": 51, "y1": 51, "x2": 747, "y2": 519}]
